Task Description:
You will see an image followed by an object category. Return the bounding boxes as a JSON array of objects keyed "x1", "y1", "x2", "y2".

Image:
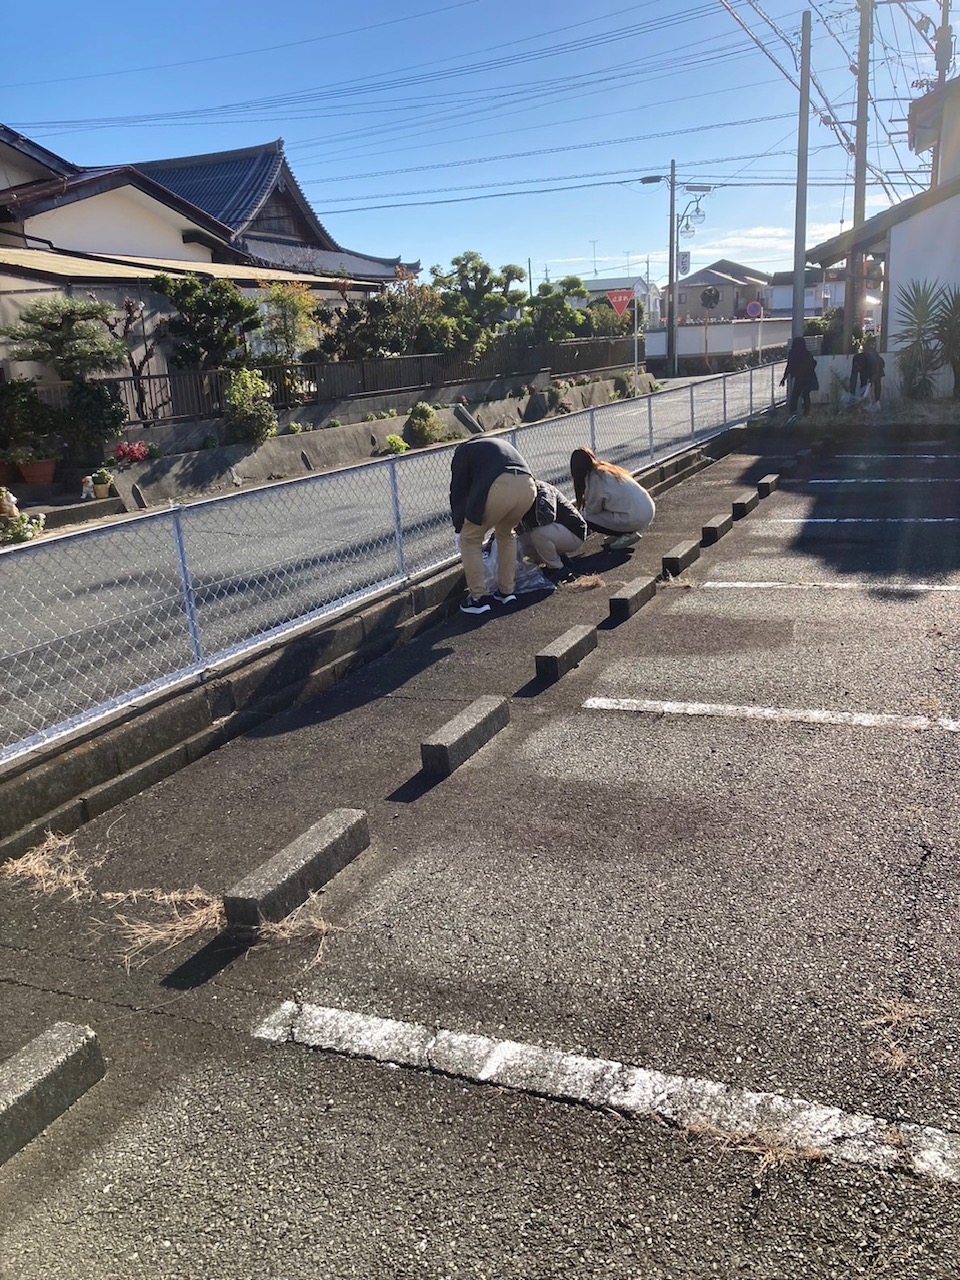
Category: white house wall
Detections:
[
  {"x1": 887, "y1": 198, "x2": 960, "y2": 349},
  {"x1": 0, "y1": 145, "x2": 56, "y2": 188},
  {"x1": 24, "y1": 187, "x2": 214, "y2": 261}
]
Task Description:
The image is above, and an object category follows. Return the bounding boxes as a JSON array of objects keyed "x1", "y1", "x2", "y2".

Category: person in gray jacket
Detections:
[{"x1": 450, "y1": 435, "x2": 538, "y2": 614}]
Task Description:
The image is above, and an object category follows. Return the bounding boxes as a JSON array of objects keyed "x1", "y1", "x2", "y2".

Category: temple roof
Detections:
[{"x1": 133, "y1": 139, "x2": 419, "y2": 281}]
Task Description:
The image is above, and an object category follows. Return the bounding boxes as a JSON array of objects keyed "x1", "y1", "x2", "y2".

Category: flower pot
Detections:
[
  {"x1": 93, "y1": 482, "x2": 112, "y2": 500},
  {"x1": 17, "y1": 458, "x2": 57, "y2": 485}
]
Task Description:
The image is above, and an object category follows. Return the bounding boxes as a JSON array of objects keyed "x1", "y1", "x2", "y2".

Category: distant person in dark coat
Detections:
[
  {"x1": 781, "y1": 336, "x2": 818, "y2": 420},
  {"x1": 450, "y1": 435, "x2": 537, "y2": 615},
  {"x1": 850, "y1": 340, "x2": 885, "y2": 404}
]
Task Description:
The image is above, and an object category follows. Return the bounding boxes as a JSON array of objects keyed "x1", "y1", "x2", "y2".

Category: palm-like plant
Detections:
[
  {"x1": 893, "y1": 279, "x2": 943, "y2": 400},
  {"x1": 934, "y1": 285, "x2": 960, "y2": 399}
]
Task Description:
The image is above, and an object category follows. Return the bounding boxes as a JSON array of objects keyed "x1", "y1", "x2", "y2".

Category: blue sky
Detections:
[{"x1": 1, "y1": 0, "x2": 947, "y2": 288}]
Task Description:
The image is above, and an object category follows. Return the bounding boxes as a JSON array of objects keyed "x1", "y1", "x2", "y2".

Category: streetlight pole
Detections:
[
  {"x1": 667, "y1": 159, "x2": 677, "y2": 378},
  {"x1": 791, "y1": 9, "x2": 811, "y2": 342}
]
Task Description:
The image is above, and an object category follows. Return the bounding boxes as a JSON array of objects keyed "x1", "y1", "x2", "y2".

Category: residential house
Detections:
[
  {"x1": 0, "y1": 126, "x2": 415, "y2": 390},
  {"x1": 134, "y1": 139, "x2": 420, "y2": 285},
  {"x1": 674, "y1": 259, "x2": 770, "y2": 322},
  {"x1": 806, "y1": 77, "x2": 960, "y2": 358},
  {"x1": 576, "y1": 275, "x2": 663, "y2": 325}
]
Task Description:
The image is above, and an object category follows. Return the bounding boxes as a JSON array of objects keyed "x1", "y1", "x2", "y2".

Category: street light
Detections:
[{"x1": 635, "y1": 167, "x2": 712, "y2": 377}]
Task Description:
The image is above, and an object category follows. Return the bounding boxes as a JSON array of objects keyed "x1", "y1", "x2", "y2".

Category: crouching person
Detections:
[
  {"x1": 518, "y1": 480, "x2": 587, "y2": 584},
  {"x1": 450, "y1": 435, "x2": 537, "y2": 615},
  {"x1": 570, "y1": 447, "x2": 656, "y2": 550}
]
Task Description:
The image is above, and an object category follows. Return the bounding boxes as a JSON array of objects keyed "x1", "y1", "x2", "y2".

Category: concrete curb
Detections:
[
  {"x1": 223, "y1": 809, "x2": 370, "y2": 928},
  {"x1": 535, "y1": 625, "x2": 598, "y2": 683},
  {"x1": 732, "y1": 492, "x2": 760, "y2": 520},
  {"x1": 757, "y1": 472, "x2": 780, "y2": 497},
  {"x1": 0, "y1": 1023, "x2": 105, "y2": 1166},
  {"x1": 662, "y1": 540, "x2": 700, "y2": 577},
  {"x1": 608, "y1": 575, "x2": 658, "y2": 622},
  {"x1": 701, "y1": 514, "x2": 733, "y2": 546},
  {"x1": 420, "y1": 696, "x2": 510, "y2": 778}
]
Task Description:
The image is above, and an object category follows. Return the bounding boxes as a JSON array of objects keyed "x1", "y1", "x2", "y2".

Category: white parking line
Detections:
[
  {"x1": 582, "y1": 697, "x2": 960, "y2": 733},
  {"x1": 806, "y1": 478, "x2": 960, "y2": 484},
  {"x1": 701, "y1": 581, "x2": 960, "y2": 592},
  {"x1": 834, "y1": 454, "x2": 951, "y2": 460},
  {"x1": 764, "y1": 518, "x2": 960, "y2": 524},
  {"x1": 254, "y1": 1001, "x2": 960, "y2": 1184}
]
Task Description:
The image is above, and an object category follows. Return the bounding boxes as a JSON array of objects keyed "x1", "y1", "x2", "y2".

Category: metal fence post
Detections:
[
  {"x1": 749, "y1": 366, "x2": 755, "y2": 417},
  {"x1": 171, "y1": 509, "x2": 204, "y2": 666},
  {"x1": 589, "y1": 406, "x2": 597, "y2": 452},
  {"x1": 722, "y1": 373, "x2": 728, "y2": 425},
  {"x1": 510, "y1": 430, "x2": 519, "y2": 449},
  {"x1": 647, "y1": 394, "x2": 655, "y2": 461},
  {"x1": 689, "y1": 383, "x2": 696, "y2": 441},
  {"x1": 388, "y1": 459, "x2": 407, "y2": 579},
  {"x1": 770, "y1": 362, "x2": 776, "y2": 405}
]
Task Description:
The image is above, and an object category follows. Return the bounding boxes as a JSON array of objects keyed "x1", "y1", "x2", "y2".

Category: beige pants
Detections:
[
  {"x1": 520, "y1": 523, "x2": 584, "y2": 569},
  {"x1": 460, "y1": 471, "x2": 537, "y2": 597}
]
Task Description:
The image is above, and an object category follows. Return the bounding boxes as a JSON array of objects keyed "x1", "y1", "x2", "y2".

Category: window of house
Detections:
[{"x1": 678, "y1": 293, "x2": 686, "y2": 304}]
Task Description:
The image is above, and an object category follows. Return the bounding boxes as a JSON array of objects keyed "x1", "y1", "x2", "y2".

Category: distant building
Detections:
[
  {"x1": 576, "y1": 275, "x2": 663, "y2": 324},
  {"x1": 673, "y1": 259, "x2": 770, "y2": 322}
]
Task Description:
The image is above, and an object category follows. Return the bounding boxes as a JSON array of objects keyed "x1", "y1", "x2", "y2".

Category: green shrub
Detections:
[
  {"x1": 63, "y1": 380, "x2": 125, "y2": 451},
  {"x1": 287, "y1": 422, "x2": 303, "y2": 434},
  {"x1": 384, "y1": 434, "x2": 409, "y2": 454},
  {"x1": 364, "y1": 413, "x2": 377, "y2": 422},
  {"x1": 0, "y1": 510, "x2": 45, "y2": 543},
  {"x1": 325, "y1": 418, "x2": 342, "y2": 429},
  {"x1": 203, "y1": 434, "x2": 219, "y2": 449},
  {"x1": 224, "y1": 369, "x2": 278, "y2": 446},
  {"x1": 613, "y1": 374, "x2": 632, "y2": 399},
  {"x1": 406, "y1": 401, "x2": 445, "y2": 446}
]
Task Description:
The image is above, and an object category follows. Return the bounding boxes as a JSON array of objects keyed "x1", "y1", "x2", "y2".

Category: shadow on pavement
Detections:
[{"x1": 161, "y1": 932, "x2": 255, "y2": 990}]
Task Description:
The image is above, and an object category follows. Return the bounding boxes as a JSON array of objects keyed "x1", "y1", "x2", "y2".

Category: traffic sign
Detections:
[
  {"x1": 746, "y1": 301, "x2": 763, "y2": 318},
  {"x1": 606, "y1": 289, "x2": 634, "y2": 317}
]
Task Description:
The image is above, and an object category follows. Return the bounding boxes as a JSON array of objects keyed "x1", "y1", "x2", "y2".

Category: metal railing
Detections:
[{"x1": 2, "y1": 363, "x2": 784, "y2": 767}]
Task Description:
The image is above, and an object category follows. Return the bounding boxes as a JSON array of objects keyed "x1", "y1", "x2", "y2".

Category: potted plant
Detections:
[
  {"x1": 10, "y1": 441, "x2": 60, "y2": 486},
  {"x1": 92, "y1": 466, "x2": 113, "y2": 499}
]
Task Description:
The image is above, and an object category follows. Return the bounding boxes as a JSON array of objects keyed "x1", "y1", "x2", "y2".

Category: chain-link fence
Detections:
[{"x1": 2, "y1": 364, "x2": 783, "y2": 766}]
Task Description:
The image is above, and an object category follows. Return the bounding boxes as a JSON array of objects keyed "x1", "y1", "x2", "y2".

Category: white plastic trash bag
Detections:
[{"x1": 483, "y1": 537, "x2": 554, "y2": 595}]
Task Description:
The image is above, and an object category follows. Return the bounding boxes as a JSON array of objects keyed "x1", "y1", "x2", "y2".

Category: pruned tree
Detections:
[
  {"x1": 1, "y1": 295, "x2": 127, "y2": 381},
  {"x1": 151, "y1": 274, "x2": 261, "y2": 371}
]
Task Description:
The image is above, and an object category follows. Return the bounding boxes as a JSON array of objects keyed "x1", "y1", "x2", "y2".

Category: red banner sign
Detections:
[{"x1": 606, "y1": 290, "x2": 634, "y2": 317}]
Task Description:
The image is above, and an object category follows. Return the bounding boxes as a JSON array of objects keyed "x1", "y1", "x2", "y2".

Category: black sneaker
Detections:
[
  {"x1": 460, "y1": 595, "x2": 491, "y2": 615},
  {"x1": 491, "y1": 589, "x2": 517, "y2": 605}
]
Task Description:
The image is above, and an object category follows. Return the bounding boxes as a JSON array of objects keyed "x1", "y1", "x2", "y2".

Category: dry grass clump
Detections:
[
  {"x1": 107, "y1": 887, "x2": 225, "y2": 971},
  {"x1": 864, "y1": 997, "x2": 936, "y2": 1032},
  {"x1": 661, "y1": 574, "x2": 695, "y2": 589},
  {"x1": 870, "y1": 1041, "x2": 915, "y2": 1076},
  {"x1": 685, "y1": 1121, "x2": 825, "y2": 1174},
  {"x1": 253, "y1": 892, "x2": 339, "y2": 969},
  {"x1": 564, "y1": 573, "x2": 604, "y2": 591},
  {"x1": 0, "y1": 832, "x2": 101, "y2": 899}
]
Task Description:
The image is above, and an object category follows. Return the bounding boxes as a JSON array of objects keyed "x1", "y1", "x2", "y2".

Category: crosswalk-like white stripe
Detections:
[
  {"x1": 582, "y1": 697, "x2": 960, "y2": 733},
  {"x1": 805, "y1": 478, "x2": 960, "y2": 484},
  {"x1": 254, "y1": 1001, "x2": 960, "y2": 1184},
  {"x1": 833, "y1": 454, "x2": 951, "y2": 460}
]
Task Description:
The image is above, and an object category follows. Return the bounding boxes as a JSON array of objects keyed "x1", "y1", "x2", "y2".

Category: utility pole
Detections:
[
  {"x1": 527, "y1": 256, "x2": 533, "y2": 297},
  {"x1": 932, "y1": 0, "x2": 952, "y2": 182},
  {"x1": 792, "y1": 10, "x2": 812, "y2": 341},
  {"x1": 844, "y1": 0, "x2": 873, "y2": 351},
  {"x1": 667, "y1": 159, "x2": 677, "y2": 377},
  {"x1": 590, "y1": 240, "x2": 599, "y2": 277}
]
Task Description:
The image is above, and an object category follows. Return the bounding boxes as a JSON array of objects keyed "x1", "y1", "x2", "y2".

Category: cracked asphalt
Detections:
[{"x1": 2, "y1": 422, "x2": 960, "y2": 1279}]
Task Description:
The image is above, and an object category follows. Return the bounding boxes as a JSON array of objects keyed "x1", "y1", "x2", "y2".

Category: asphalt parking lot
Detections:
[{"x1": 2, "y1": 424, "x2": 959, "y2": 1279}]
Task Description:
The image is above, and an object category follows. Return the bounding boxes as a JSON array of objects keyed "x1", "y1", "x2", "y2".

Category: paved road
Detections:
[{"x1": 2, "y1": 423, "x2": 957, "y2": 1278}]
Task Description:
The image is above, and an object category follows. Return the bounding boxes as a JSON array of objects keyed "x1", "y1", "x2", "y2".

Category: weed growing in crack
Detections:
[
  {"x1": 252, "y1": 892, "x2": 339, "y2": 969},
  {"x1": 106, "y1": 888, "x2": 225, "y2": 971},
  {"x1": 0, "y1": 832, "x2": 102, "y2": 899},
  {"x1": 684, "y1": 1121, "x2": 825, "y2": 1175}
]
